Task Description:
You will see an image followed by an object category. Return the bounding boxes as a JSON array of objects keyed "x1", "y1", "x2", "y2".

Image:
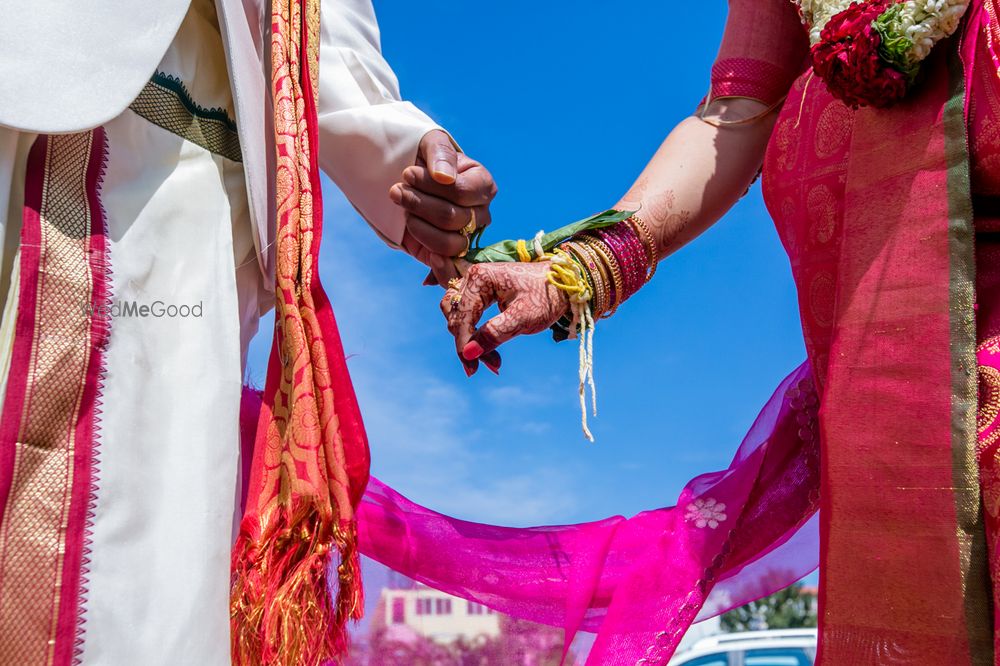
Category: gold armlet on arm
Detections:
[{"x1": 697, "y1": 92, "x2": 787, "y2": 127}]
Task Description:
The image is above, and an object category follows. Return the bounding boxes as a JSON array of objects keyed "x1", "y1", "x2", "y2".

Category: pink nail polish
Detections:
[
  {"x1": 463, "y1": 341, "x2": 484, "y2": 360},
  {"x1": 483, "y1": 353, "x2": 501, "y2": 374}
]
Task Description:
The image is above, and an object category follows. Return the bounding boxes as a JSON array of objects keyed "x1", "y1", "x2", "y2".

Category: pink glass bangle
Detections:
[
  {"x1": 611, "y1": 223, "x2": 647, "y2": 292},
  {"x1": 591, "y1": 224, "x2": 646, "y2": 300},
  {"x1": 611, "y1": 225, "x2": 646, "y2": 297},
  {"x1": 591, "y1": 230, "x2": 635, "y2": 299}
]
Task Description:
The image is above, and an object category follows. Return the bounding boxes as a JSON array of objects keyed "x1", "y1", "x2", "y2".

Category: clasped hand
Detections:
[
  {"x1": 391, "y1": 130, "x2": 569, "y2": 376},
  {"x1": 390, "y1": 130, "x2": 496, "y2": 286}
]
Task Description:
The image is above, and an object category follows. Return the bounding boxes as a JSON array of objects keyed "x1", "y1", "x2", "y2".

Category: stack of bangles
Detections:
[
  {"x1": 512, "y1": 213, "x2": 657, "y2": 440},
  {"x1": 551, "y1": 214, "x2": 658, "y2": 340}
]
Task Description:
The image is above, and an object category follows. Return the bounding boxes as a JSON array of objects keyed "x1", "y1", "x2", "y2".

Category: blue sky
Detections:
[{"x1": 249, "y1": 2, "x2": 807, "y2": 528}]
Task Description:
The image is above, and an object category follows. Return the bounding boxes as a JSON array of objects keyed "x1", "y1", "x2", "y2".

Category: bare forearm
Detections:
[{"x1": 615, "y1": 99, "x2": 778, "y2": 260}]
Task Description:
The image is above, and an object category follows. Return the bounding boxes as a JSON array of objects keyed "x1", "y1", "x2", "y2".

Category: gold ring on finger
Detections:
[
  {"x1": 456, "y1": 233, "x2": 471, "y2": 259},
  {"x1": 460, "y1": 209, "x2": 478, "y2": 237}
]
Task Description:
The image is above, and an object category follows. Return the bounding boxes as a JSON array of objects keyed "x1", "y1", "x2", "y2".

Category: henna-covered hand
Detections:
[{"x1": 440, "y1": 262, "x2": 569, "y2": 376}]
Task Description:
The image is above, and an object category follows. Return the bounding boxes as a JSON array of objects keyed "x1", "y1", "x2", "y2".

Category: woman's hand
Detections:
[{"x1": 441, "y1": 262, "x2": 570, "y2": 376}]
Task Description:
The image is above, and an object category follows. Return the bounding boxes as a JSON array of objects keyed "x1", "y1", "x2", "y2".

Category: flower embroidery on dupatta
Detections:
[
  {"x1": 787, "y1": 377, "x2": 820, "y2": 443},
  {"x1": 685, "y1": 497, "x2": 728, "y2": 529}
]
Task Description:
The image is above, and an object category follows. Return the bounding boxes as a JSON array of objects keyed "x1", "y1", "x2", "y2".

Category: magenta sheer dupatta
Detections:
[{"x1": 241, "y1": 360, "x2": 820, "y2": 663}]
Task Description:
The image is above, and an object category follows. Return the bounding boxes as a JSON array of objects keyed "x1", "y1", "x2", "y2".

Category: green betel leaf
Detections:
[{"x1": 464, "y1": 209, "x2": 635, "y2": 264}]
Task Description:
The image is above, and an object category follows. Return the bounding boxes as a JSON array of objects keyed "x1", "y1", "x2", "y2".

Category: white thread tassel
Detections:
[{"x1": 549, "y1": 248, "x2": 597, "y2": 442}]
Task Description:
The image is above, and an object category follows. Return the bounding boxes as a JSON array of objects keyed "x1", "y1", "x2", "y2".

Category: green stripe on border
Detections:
[{"x1": 945, "y1": 39, "x2": 993, "y2": 664}]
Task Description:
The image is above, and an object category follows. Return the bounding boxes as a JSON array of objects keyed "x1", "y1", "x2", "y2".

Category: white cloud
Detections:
[
  {"x1": 348, "y1": 332, "x2": 580, "y2": 526},
  {"x1": 514, "y1": 420, "x2": 552, "y2": 436},
  {"x1": 281, "y1": 184, "x2": 585, "y2": 527},
  {"x1": 483, "y1": 384, "x2": 554, "y2": 407}
]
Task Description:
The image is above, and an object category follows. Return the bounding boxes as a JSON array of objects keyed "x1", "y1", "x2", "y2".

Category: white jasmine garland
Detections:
[
  {"x1": 797, "y1": 0, "x2": 855, "y2": 43},
  {"x1": 793, "y1": 0, "x2": 971, "y2": 65},
  {"x1": 881, "y1": 0, "x2": 970, "y2": 63}
]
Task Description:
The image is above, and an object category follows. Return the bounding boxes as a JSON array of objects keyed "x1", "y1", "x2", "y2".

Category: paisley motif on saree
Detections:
[
  {"x1": 762, "y1": 12, "x2": 994, "y2": 662},
  {"x1": 0, "y1": 130, "x2": 111, "y2": 666},
  {"x1": 230, "y1": 0, "x2": 370, "y2": 664}
]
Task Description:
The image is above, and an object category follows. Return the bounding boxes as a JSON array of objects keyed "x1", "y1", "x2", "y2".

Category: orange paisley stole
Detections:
[{"x1": 230, "y1": 1, "x2": 371, "y2": 665}]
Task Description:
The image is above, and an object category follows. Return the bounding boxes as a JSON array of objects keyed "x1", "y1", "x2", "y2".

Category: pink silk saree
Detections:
[{"x1": 762, "y1": 0, "x2": 1000, "y2": 662}]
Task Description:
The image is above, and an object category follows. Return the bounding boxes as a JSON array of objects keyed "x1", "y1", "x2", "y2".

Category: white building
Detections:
[{"x1": 379, "y1": 585, "x2": 501, "y2": 644}]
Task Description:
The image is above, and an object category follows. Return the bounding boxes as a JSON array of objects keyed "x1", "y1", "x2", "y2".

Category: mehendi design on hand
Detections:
[
  {"x1": 440, "y1": 262, "x2": 570, "y2": 373},
  {"x1": 648, "y1": 190, "x2": 677, "y2": 223},
  {"x1": 623, "y1": 174, "x2": 651, "y2": 203},
  {"x1": 643, "y1": 189, "x2": 691, "y2": 256}
]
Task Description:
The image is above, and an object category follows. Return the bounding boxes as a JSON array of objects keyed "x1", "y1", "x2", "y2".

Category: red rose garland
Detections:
[
  {"x1": 811, "y1": 0, "x2": 908, "y2": 108},
  {"x1": 795, "y1": 0, "x2": 971, "y2": 109}
]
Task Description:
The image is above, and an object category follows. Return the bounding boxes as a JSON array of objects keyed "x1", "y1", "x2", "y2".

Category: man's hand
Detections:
[{"x1": 390, "y1": 130, "x2": 497, "y2": 286}]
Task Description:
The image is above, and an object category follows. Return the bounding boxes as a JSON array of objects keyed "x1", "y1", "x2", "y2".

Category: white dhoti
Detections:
[{"x1": 0, "y1": 1, "x2": 264, "y2": 663}]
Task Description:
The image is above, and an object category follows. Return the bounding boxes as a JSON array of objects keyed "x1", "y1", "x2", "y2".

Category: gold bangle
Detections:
[
  {"x1": 563, "y1": 241, "x2": 604, "y2": 315},
  {"x1": 580, "y1": 236, "x2": 624, "y2": 317},
  {"x1": 559, "y1": 242, "x2": 594, "y2": 295},
  {"x1": 576, "y1": 241, "x2": 611, "y2": 317},
  {"x1": 627, "y1": 214, "x2": 658, "y2": 283},
  {"x1": 564, "y1": 240, "x2": 608, "y2": 317}
]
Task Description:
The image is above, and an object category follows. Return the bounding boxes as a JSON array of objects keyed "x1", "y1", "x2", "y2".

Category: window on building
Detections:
[
  {"x1": 391, "y1": 598, "x2": 405, "y2": 625},
  {"x1": 468, "y1": 601, "x2": 484, "y2": 615},
  {"x1": 434, "y1": 598, "x2": 452, "y2": 615},
  {"x1": 415, "y1": 598, "x2": 433, "y2": 616}
]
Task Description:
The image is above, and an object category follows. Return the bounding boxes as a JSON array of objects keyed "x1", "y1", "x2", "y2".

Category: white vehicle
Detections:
[{"x1": 667, "y1": 629, "x2": 817, "y2": 666}]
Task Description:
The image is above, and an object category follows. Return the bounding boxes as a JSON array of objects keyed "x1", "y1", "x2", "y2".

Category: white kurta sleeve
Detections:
[{"x1": 317, "y1": 0, "x2": 442, "y2": 248}]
